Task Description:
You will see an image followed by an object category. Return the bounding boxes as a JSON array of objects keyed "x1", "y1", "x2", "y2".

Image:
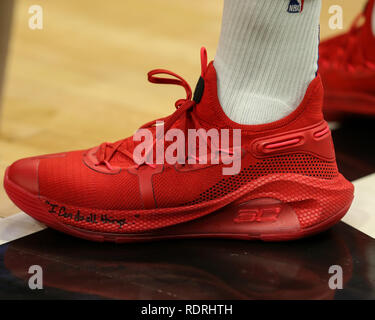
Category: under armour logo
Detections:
[{"x1": 288, "y1": 0, "x2": 304, "y2": 13}]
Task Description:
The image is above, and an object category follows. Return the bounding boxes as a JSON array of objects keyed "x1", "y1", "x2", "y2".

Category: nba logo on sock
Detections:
[{"x1": 288, "y1": 0, "x2": 304, "y2": 13}]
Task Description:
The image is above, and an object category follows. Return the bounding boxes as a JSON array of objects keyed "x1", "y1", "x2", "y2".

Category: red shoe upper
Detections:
[
  {"x1": 319, "y1": 0, "x2": 375, "y2": 95},
  {"x1": 8, "y1": 49, "x2": 338, "y2": 214}
]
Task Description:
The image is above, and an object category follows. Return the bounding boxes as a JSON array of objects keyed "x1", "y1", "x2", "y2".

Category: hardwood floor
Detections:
[{"x1": 0, "y1": 0, "x2": 368, "y2": 217}]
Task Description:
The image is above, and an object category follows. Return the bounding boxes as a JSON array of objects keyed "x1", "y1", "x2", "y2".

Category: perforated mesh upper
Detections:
[
  {"x1": 184, "y1": 153, "x2": 338, "y2": 206},
  {"x1": 39, "y1": 151, "x2": 143, "y2": 210}
]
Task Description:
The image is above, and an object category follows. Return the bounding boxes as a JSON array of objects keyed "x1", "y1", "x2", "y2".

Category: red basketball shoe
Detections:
[
  {"x1": 319, "y1": 0, "x2": 375, "y2": 120},
  {"x1": 4, "y1": 48, "x2": 354, "y2": 242}
]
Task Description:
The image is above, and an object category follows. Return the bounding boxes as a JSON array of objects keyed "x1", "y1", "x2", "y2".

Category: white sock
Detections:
[{"x1": 214, "y1": 0, "x2": 321, "y2": 125}]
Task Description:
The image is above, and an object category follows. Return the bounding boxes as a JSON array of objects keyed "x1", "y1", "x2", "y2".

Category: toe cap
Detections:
[{"x1": 8, "y1": 158, "x2": 40, "y2": 194}]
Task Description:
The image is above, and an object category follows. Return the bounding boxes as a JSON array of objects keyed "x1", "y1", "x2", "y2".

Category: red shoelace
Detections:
[{"x1": 95, "y1": 47, "x2": 208, "y2": 170}]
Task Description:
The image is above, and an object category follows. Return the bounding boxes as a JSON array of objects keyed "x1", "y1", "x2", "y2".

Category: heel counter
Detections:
[
  {"x1": 251, "y1": 121, "x2": 338, "y2": 178},
  {"x1": 312, "y1": 121, "x2": 337, "y2": 162},
  {"x1": 252, "y1": 121, "x2": 335, "y2": 160},
  {"x1": 314, "y1": 122, "x2": 339, "y2": 177}
]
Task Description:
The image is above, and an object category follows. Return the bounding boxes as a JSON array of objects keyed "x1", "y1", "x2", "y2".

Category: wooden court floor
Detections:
[{"x1": 0, "y1": 0, "x2": 368, "y2": 217}]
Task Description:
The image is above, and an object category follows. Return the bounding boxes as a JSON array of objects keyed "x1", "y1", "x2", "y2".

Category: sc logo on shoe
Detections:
[
  {"x1": 288, "y1": 0, "x2": 304, "y2": 13},
  {"x1": 234, "y1": 207, "x2": 281, "y2": 224}
]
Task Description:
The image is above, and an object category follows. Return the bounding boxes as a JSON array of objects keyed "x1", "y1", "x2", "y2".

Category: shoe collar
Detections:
[{"x1": 193, "y1": 61, "x2": 325, "y2": 135}]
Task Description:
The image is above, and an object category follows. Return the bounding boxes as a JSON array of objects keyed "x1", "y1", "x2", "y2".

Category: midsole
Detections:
[
  {"x1": 64, "y1": 199, "x2": 352, "y2": 242},
  {"x1": 5, "y1": 168, "x2": 354, "y2": 235}
]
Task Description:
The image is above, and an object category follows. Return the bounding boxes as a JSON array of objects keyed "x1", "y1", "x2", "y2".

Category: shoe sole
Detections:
[{"x1": 3, "y1": 167, "x2": 354, "y2": 243}]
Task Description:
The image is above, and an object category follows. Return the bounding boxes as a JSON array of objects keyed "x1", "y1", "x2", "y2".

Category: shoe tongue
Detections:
[{"x1": 192, "y1": 62, "x2": 228, "y2": 128}]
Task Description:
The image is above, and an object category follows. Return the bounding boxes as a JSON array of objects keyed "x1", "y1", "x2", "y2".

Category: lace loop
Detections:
[
  {"x1": 200, "y1": 47, "x2": 208, "y2": 77},
  {"x1": 148, "y1": 69, "x2": 192, "y2": 103}
]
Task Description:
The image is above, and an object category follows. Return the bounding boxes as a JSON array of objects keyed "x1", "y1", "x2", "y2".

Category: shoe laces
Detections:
[
  {"x1": 320, "y1": 12, "x2": 375, "y2": 71},
  {"x1": 95, "y1": 47, "x2": 209, "y2": 170}
]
